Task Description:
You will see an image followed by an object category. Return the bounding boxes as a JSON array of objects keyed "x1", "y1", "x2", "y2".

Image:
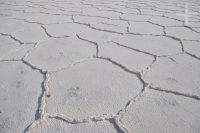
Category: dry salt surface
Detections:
[{"x1": 0, "y1": 0, "x2": 200, "y2": 133}]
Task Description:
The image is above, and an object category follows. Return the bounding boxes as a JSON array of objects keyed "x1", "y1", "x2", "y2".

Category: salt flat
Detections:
[{"x1": 0, "y1": 0, "x2": 200, "y2": 133}]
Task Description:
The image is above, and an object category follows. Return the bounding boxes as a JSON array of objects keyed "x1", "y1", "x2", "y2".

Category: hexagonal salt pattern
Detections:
[
  {"x1": 26, "y1": 37, "x2": 96, "y2": 71},
  {"x1": 1, "y1": 0, "x2": 200, "y2": 132},
  {"x1": 98, "y1": 42, "x2": 154, "y2": 72},
  {"x1": 46, "y1": 59, "x2": 143, "y2": 119}
]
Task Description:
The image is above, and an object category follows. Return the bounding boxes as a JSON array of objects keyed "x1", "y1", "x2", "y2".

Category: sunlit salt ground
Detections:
[{"x1": 0, "y1": 0, "x2": 200, "y2": 132}]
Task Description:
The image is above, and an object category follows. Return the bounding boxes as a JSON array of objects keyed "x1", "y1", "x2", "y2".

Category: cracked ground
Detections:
[{"x1": 0, "y1": 0, "x2": 200, "y2": 132}]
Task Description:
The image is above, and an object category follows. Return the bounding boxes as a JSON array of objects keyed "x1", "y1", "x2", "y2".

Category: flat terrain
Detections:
[{"x1": 0, "y1": 0, "x2": 200, "y2": 133}]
